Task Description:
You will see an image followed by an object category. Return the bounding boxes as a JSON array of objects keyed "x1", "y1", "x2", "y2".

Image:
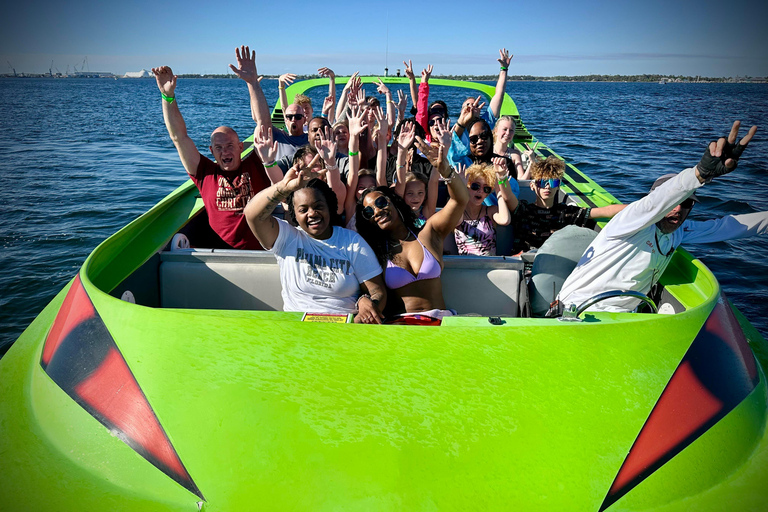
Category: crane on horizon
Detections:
[{"x1": 6, "y1": 60, "x2": 16, "y2": 77}]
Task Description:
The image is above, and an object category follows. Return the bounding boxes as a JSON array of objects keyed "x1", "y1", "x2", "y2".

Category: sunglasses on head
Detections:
[
  {"x1": 362, "y1": 195, "x2": 390, "y2": 220},
  {"x1": 469, "y1": 132, "x2": 491, "y2": 144},
  {"x1": 535, "y1": 178, "x2": 561, "y2": 189},
  {"x1": 470, "y1": 182, "x2": 493, "y2": 194},
  {"x1": 679, "y1": 198, "x2": 695, "y2": 209},
  {"x1": 285, "y1": 113, "x2": 304, "y2": 121}
]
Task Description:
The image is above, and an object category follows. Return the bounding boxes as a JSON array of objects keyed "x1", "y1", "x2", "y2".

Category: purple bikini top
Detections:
[{"x1": 385, "y1": 233, "x2": 442, "y2": 289}]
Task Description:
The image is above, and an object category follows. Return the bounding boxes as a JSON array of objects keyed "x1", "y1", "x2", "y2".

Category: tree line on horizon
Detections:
[{"x1": 171, "y1": 73, "x2": 742, "y2": 83}]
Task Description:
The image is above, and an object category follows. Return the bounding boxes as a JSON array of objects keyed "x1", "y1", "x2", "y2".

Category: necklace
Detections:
[
  {"x1": 464, "y1": 205, "x2": 483, "y2": 222},
  {"x1": 389, "y1": 230, "x2": 413, "y2": 249}
]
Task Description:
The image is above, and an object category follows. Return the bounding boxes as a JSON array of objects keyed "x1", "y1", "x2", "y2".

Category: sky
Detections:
[{"x1": 1, "y1": 0, "x2": 767, "y2": 77}]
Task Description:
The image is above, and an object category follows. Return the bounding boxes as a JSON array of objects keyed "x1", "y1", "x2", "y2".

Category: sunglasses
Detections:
[
  {"x1": 535, "y1": 178, "x2": 561, "y2": 189},
  {"x1": 428, "y1": 116, "x2": 444, "y2": 127},
  {"x1": 470, "y1": 182, "x2": 493, "y2": 194},
  {"x1": 362, "y1": 195, "x2": 390, "y2": 220},
  {"x1": 469, "y1": 132, "x2": 491, "y2": 144},
  {"x1": 679, "y1": 198, "x2": 695, "y2": 209},
  {"x1": 285, "y1": 113, "x2": 304, "y2": 121}
]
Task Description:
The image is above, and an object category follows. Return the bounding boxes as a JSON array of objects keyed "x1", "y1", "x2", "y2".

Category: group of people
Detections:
[{"x1": 152, "y1": 45, "x2": 766, "y2": 322}]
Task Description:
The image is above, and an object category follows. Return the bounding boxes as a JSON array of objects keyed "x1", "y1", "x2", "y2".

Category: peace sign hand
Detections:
[
  {"x1": 697, "y1": 121, "x2": 758, "y2": 181},
  {"x1": 421, "y1": 64, "x2": 433, "y2": 84},
  {"x1": 403, "y1": 60, "x2": 415, "y2": 80},
  {"x1": 281, "y1": 156, "x2": 320, "y2": 193}
]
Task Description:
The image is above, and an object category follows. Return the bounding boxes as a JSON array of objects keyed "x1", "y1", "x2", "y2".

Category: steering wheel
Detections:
[{"x1": 560, "y1": 290, "x2": 658, "y2": 321}]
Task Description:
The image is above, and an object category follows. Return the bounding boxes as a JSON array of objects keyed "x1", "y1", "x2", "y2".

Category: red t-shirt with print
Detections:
[{"x1": 190, "y1": 152, "x2": 270, "y2": 249}]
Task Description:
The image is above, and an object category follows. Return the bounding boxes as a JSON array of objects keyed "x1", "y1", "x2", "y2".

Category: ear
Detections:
[
  {"x1": 529, "y1": 181, "x2": 536, "y2": 191},
  {"x1": 238, "y1": 141, "x2": 244, "y2": 152}
]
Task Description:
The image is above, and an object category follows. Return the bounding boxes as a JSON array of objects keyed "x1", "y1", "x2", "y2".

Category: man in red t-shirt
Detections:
[{"x1": 152, "y1": 64, "x2": 275, "y2": 250}]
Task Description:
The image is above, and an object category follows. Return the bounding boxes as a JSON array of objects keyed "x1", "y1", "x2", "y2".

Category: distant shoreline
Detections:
[{"x1": 1, "y1": 74, "x2": 765, "y2": 84}]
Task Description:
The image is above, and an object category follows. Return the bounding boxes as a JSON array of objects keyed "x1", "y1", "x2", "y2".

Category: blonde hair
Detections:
[
  {"x1": 493, "y1": 115, "x2": 516, "y2": 143},
  {"x1": 294, "y1": 94, "x2": 312, "y2": 108},
  {"x1": 465, "y1": 163, "x2": 495, "y2": 187},
  {"x1": 530, "y1": 156, "x2": 565, "y2": 180}
]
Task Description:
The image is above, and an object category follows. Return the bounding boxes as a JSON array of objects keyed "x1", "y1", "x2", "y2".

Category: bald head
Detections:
[{"x1": 209, "y1": 126, "x2": 243, "y2": 172}]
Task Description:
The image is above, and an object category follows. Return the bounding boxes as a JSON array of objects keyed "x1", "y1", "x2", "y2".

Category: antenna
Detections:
[{"x1": 384, "y1": 10, "x2": 389, "y2": 77}]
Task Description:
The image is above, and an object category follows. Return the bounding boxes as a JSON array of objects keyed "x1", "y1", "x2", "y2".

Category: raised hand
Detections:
[
  {"x1": 375, "y1": 78, "x2": 390, "y2": 96},
  {"x1": 253, "y1": 125, "x2": 278, "y2": 164},
  {"x1": 492, "y1": 156, "x2": 510, "y2": 179},
  {"x1": 697, "y1": 121, "x2": 758, "y2": 181},
  {"x1": 421, "y1": 64, "x2": 433, "y2": 84},
  {"x1": 343, "y1": 71, "x2": 360, "y2": 91},
  {"x1": 455, "y1": 162, "x2": 468, "y2": 185},
  {"x1": 348, "y1": 105, "x2": 369, "y2": 137},
  {"x1": 403, "y1": 60, "x2": 415, "y2": 80},
  {"x1": 282, "y1": 156, "x2": 320, "y2": 193},
  {"x1": 315, "y1": 127, "x2": 338, "y2": 165},
  {"x1": 396, "y1": 89, "x2": 407, "y2": 117},
  {"x1": 397, "y1": 121, "x2": 415, "y2": 150},
  {"x1": 322, "y1": 96, "x2": 334, "y2": 116},
  {"x1": 432, "y1": 117, "x2": 452, "y2": 148},
  {"x1": 228, "y1": 45, "x2": 259, "y2": 84},
  {"x1": 414, "y1": 136, "x2": 446, "y2": 170},
  {"x1": 497, "y1": 48, "x2": 512, "y2": 69},
  {"x1": 317, "y1": 67, "x2": 335, "y2": 79},
  {"x1": 152, "y1": 66, "x2": 176, "y2": 96},
  {"x1": 373, "y1": 105, "x2": 388, "y2": 134},
  {"x1": 470, "y1": 95, "x2": 486, "y2": 117},
  {"x1": 279, "y1": 73, "x2": 297, "y2": 88}
]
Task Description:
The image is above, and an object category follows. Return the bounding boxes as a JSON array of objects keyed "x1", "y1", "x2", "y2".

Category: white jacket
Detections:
[{"x1": 558, "y1": 167, "x2": 768, "y2": 312}]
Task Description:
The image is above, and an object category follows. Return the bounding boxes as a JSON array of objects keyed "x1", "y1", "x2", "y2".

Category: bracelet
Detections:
[
  {"x1": 356, "y1": 294, "x2": 373, "y2": 310},
  {"x1": 456, "y1": 122, "x2": 466, "y2": 130},
  {"x1": 161, "y1": 92, "x2": 175, "y2": 103},
  {"x1": 498, "y1": 175, "x2": 509, "y2": 186},
  {"x1": 397, "y1": 164, "x2": 406, "y2": 169},
  {"x1": 500, "y1": 66, "x2": 508, "y2": 71},
  {"x1": 443, "y1": 168, "x2": 457, "y2": 183},
  {"x1": 348, "y1": 151, "x2": 360, "y2": 156},
  {"x1": 264, "y1": 161, "x2": 278, "y2": 168}
]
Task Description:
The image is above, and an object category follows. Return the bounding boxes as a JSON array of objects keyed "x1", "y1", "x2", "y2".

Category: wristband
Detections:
[
  {"x1": 498, "y1": 174, "x2": 509, "y2": 186},
  {"x1": 161, "y1": 92, "x2": 175, "y2": 103},
  {"x1": 348, "y1": 151, "x2": 360, "y2": 156},
  {"x1": 356, "y1": 294, "x2": 375, "y2": 310},
  {"x1": 456, "y1": 122, "x2": 466, "y2": 130},
  {"x1": 500, "y1": 66, "x2": 508, "y2": 71},
  {"x1": 265, "y1": 161, "x2": 278, "y2": 168},
  {"x1": 443, "y1": 168, "x2": 457, "y2": 183}
]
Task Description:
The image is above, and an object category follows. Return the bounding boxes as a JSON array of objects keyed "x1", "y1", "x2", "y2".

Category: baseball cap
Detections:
[{"x1": 649, "y1": 173, "x2": 700, "y2": 203}]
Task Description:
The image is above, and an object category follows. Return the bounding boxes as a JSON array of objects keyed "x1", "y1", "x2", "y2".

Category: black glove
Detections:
[{"x1": 697, "y1": 138, "x2": 749, "y2": 181}]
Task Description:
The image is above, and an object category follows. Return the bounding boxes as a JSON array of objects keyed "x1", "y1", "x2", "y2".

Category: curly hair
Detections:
[
  {"x1": 356, "y1": 187, "x2": 422, "y2": 266},
  {"x1": 465, "y1": 163, "x2": 496, "y2": 187},
  {"x1": 286, "y1": 178, "x2": 343, "y2": 228},
  {"x1": 530, "y1": 156, "x2": 565, "y2": 180},
  {"x1": 293, "y1": 94, "x2": 312, "y2": 108}
]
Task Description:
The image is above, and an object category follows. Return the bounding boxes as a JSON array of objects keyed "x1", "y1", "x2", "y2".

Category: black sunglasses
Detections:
[
  {"x1": 362, "y1": 195, "x2": 390, "y2": 220},
  {"x1": 679, "y1": 198, "x2": 695, "y2": 209},
  {"x1": 285, "y1": 113, "x2": 304, "y2": 121},
  {"x1": 470, "y1": 182, "x2": 493, "y2": 194},
  {"x1": 469, "y1": 132, "x2": 491, "y2": 144}
]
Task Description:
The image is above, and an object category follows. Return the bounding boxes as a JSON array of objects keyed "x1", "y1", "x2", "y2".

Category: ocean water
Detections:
[{"x1": 1, "y1": 77, "x2": 767, "y2": 352}]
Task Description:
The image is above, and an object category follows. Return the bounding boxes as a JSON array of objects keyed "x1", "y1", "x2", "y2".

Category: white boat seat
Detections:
[
  {"x1": 529, "y1": 225, "x2": 599, "y2": 317},
  {"x1": 158, "y1": 250, "x2": 524, "y2": 317}
]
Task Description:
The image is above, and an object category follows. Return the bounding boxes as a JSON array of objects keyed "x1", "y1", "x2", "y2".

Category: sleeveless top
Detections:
[
  {"x1": 385, "y1": 232, "x2": 442, "y2": 289},
  {"x1": 455, "y1": 206, "x2": 497, "y2": 256}
]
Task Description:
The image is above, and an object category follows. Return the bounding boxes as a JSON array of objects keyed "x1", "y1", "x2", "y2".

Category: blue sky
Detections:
[{"x1": 2, "y1": 0, "x2": 766, "y2": 76}]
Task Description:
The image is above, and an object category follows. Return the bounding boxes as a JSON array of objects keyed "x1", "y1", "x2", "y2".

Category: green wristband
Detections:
[
  {"x1": 500, "y1": 66, "x2": 508, "y2": 71},
  {"x1": 348, "y1": 151, "x2": 360, "y2": 157},
  {"x1": 161, "y1": 92, "x2": 175, "y2": 103},
  {"x1": 264, "y1": 161, "x2": 278, "y2": 168}
]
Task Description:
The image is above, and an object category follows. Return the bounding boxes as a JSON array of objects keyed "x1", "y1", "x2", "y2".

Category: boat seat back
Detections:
[
  {"x1": 158, "y1": 250, "x2": 524, "y2": 317},
  {"x1": 529, "y1": 225, "x2": 598, "y2": 316},
  {"x1": 442, "y1": 256, "x2": 523, "y2": 316},
  {"x1": 159, "y1": 250, "x2": 284, "y2": 311}
]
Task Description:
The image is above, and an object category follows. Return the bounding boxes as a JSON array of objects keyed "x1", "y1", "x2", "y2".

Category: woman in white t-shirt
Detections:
[{"x1": 244, "y1": 155, "x2": 387, "y2": 323}]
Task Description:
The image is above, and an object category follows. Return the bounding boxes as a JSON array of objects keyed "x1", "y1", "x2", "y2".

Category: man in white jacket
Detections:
[{"x1": 558, "y1": 121, "x2": 764, "y2": 313}]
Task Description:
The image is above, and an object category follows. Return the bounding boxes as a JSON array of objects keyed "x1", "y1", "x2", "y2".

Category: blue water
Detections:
[{"x1": 1, "y1": 78, "x2": 767, "y2": 351}]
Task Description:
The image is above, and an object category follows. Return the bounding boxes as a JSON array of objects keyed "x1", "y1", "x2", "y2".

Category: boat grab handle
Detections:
[{"x1": 559, "y1": 290, "x2": 658, "y2": 322}]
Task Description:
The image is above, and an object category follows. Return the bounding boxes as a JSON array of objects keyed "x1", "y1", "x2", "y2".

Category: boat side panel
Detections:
[{"x1": 0, "y1": 284, "x2": 197, "y2": 511}]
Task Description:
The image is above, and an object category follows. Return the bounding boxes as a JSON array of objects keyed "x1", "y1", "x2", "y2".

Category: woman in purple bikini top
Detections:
[{"x1": 356, "y1": 136, "x2": 469, "y2": 317}]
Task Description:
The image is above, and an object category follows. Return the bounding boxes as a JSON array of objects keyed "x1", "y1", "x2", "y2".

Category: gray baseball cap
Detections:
[{"x1": 649, "y1": 173, "x2": 700, "y2": 203}]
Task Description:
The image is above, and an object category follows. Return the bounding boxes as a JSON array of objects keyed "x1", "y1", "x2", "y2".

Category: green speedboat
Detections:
[{"x1": 1, "y1": 78, "x2": 767, "y2": 511}]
